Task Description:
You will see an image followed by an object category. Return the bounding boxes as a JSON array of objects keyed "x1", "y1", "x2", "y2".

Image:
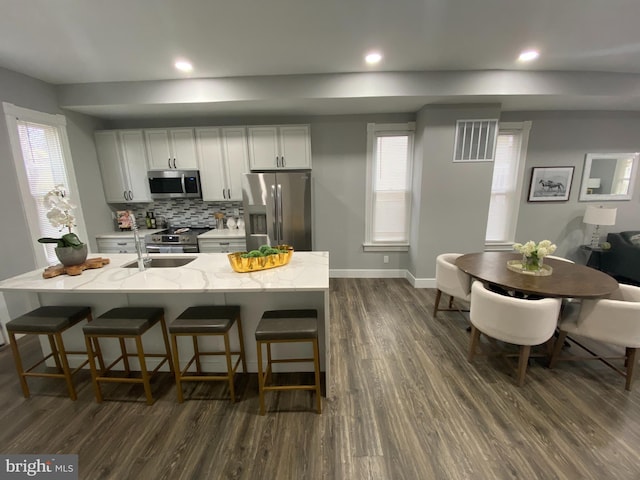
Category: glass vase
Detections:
[{"x1": 522, "y1": 253, "x2": 543, "y2": 272}]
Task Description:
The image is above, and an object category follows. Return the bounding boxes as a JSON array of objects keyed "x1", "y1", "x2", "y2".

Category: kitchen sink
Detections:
[{"x1": 122, "y1": 257, "x2": 197, "y2": 268}]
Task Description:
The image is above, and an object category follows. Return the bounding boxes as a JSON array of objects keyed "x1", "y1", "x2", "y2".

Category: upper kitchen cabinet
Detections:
[
  {"x1": 247, "y1": 125, "x2": 311, "y2": 170},
  {"x1": 145, "y1": 128, "x2": 199, "y2": 170},
  {"x1": 95, "y1": 130, "x2": 152, "y2": 203},
  {"x1": 196, "y1": 127, "x2": 250, "y2": 201}
]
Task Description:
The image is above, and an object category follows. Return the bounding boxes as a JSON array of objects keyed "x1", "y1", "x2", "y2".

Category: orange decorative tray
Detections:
[{"x1": 227, "y1": 246, "x2": 293, "y2": 273}]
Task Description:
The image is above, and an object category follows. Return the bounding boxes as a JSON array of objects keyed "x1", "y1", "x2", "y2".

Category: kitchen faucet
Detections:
[{"x1": 130, "y1": 215, "x2": 149, "y2": 271}]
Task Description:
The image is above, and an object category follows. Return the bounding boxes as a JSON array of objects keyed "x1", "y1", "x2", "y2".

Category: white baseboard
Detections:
[{"x1": 330, "y1": 269, "x2": 436, "y2": 288}]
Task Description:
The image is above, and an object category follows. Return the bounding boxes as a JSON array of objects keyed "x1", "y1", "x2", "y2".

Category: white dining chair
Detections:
[
  {"x1": 468, "y1": 281, "x2": 562, "y2": 386},
  {"x1": 546, "y1": 255, "x2": 574, "y2": 263},
  {"x1": 549, "y1": 283, "x2": 640, "y2": 391},
  {"x1": 433, "y1": 253, "x2": 471, "y2": 319}
]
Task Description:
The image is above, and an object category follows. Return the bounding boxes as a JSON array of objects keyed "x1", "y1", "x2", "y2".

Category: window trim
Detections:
[
  {"x1": 484, "y1": 121, "x2": 532, "y2": 249},
  {"x1": 364, "y1": 122, "x2": 415, "y2": 252},
  {"x1": 3, "y1": 102, "x2": 88, "y2": 267}
]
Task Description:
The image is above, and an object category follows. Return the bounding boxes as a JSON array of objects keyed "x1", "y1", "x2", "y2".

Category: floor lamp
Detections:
[{"x1": 583, "y1": 205, "x2": 617, "y2": 248}]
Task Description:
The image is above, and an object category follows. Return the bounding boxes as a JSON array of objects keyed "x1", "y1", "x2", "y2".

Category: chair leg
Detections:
[
  {"x1": 433, "y1": 289, "x2": 442, "y2": 317},
  {"x1": 517, "y1": 345, "x2": 532, "y2": 387},
  {"x1": 235, "y1": 315, "x2": 247, "y2": 373},
  {"x1": 256, "y1": 340, "x2": 266, "y2": 415},
  {"x1": 159, "y1": 316, "x2": 174, "y2": 374},
  {"x1": 119, "y1": 338, "x2": 131, "y2": 374},
  {"x1": 84, "y1": 335, "x2": 103, "y2": 403},
  {"x1": 54, "y1": 332, "x2": 77, "y2": 400},
  {"x1": 549, "y1": 330, "x2": 568, "y2": 369},
  {"x1": 625, "y1": 347, "x2": 637, "y2": 391},
  {"x1": 448, "y1": 296, "x2": 454, "y2": 309},
  {"x1": 9, "y1": 331, "x2": 30, "y2": 398},
  {"x1": 313, "y1": 338, "x2": 322, "y2": 414},
  {"x1": 171, "y1": 334, "x2": 184, "y2": 403},
  {"x1": 48, "y1": 334, "x2": 64, "y2": 372},
  {"x1": 193, "y1": 336, "x2": 201, "y2": 373},
  {"x1": 467, "y1": 326, "x2": 481, "y2": 362},
  {"x1": 135, "y1": 336, "x2": 154, "y2": 406},
  {"x1": 223, "y1": 332, "x2": 236, "y2": 403}
]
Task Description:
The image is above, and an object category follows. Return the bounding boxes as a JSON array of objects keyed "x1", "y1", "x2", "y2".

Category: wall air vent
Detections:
[{"x1": 453, "y1": 119, "x2": 499, "y2": 162}]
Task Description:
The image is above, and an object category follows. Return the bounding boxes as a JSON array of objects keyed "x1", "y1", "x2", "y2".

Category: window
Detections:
[
  {"x1": 364, "y1": 122, "x2": 415, "y2": 251},
  {"x1": 3, "y1": 102, "x2": 87, "y2": 267},
  {"x1": 485, "y1": 122, "x2": 531, "y2": 246}
]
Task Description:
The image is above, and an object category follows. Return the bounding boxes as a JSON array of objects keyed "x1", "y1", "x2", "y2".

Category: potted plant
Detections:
[{"x1": 37, "y1": 185, "x2": 87, "y2": 266}]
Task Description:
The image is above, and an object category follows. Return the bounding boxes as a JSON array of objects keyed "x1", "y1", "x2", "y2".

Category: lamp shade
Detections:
[{"x1": 583, "y1": 205, "x2": 617, "y2": 226}]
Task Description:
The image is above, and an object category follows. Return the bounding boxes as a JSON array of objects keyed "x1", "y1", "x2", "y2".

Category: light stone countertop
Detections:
[
  {"x1": 197, "y1": 229, "x2": 246, "y2": 239},
  {"x1": 0, "y1": 252, "x2": 329, "y2": 294}
]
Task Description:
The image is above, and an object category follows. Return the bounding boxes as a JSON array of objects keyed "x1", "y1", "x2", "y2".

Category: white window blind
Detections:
[
  {"x1": 485, "y1": 122, "x2": 531, "y2": 245},
  {"x1": 17, "y1": 120, "x2": 72, "y2": 263},
  {"x1": 373, "y1": 135, "x2": 410, "y2": 242},
  {"x1": 4, "y1": 102, "x2": 86, "y2": 267},
  {"x1": 365, "y1": 123, "x2": 414, "y2": 250}
]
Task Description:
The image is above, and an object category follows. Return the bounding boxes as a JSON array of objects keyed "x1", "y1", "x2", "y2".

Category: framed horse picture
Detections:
[{"x1": 528, "y1": 166, "x2": 574, "y2": 202}]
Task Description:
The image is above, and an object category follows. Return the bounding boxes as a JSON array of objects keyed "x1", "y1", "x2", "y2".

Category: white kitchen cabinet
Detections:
[
  {"x1": 96, "y1": 237, "x2": 137, "y2": 253},
  {"x1": 95, "y1": 130, "x2": 152, "y2": 203},
  {"x1": 145, "y1": 128, "x2": 199, "y2": 170},
  {"x1": 196, "y1": 127, "x2": 250, "y2": 201},
  {"x1": 248, "y1": 125, "x2": 311, "y2": 170},
  {"x1": 198, "y1": 238, "x2": 246, "y2": 253}
]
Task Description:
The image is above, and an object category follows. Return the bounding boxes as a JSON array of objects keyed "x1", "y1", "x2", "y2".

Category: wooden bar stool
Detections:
[
  {"x1": 83, "y1": 307, "x2": 173, "y2": 405},
  {"x1": 255, "y1": 309, "x2": 321, "y2": 415},
  {"x1": 6, "y1": 306, "x2": 94, "y2": 400},
  {"x1": 169, "y1": 305, "x2": 247, "y2": 403}
]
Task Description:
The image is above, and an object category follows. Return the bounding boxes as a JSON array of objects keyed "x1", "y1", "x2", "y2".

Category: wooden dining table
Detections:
[{"x1": 455, "y1": 251, "x2": 619, "y2": 298}]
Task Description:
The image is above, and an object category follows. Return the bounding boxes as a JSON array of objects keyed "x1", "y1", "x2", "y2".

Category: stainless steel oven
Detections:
[{"x1": 144, "y1": 227, "x2": 210, "y2": 253}]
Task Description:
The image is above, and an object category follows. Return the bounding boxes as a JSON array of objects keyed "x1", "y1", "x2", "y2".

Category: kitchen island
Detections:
[{"x1": 0, "y1": 251, "x2": 331, "y2": 394}]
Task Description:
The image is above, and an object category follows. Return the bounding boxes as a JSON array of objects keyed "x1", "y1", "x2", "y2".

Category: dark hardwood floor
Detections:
[{"x1": 1, "y1": 278, "x2": 639, "y2": 479}]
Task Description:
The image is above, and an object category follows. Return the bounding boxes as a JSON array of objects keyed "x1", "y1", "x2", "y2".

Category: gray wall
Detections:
[
  {"x1": 0, "y1": 67, "x2": 109, "y2": 281},
  {"x1": 502, "y1": 111, "x2": 640, "y2": 261},
  {"x1": 410, "y1": 105, "x2": 500, "y2": 279}
]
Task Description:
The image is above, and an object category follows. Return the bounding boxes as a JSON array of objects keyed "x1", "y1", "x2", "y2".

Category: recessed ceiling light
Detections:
[
  {"x1": 518, "y1": 50, "x2": 539, "y2": 62},
  {"x1": 174, "y1": 60, "x2": 193, "y2": 72},
  {"x1": 365, "y1": 52, "x2": 382, "y2": 64}
]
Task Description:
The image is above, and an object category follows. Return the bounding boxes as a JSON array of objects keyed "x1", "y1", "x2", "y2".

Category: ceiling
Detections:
[{"x1": 3, "y1": 0, "x2": 640, "y2": 119}]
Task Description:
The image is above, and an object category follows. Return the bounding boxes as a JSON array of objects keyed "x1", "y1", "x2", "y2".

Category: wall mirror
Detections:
[{"x1": 579, "y1": 152, "x2": 638, "y2": 201}]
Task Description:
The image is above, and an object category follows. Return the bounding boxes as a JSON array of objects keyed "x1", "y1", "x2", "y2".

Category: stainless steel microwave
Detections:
[{"x1": 147, "y1": 170, "x2": 202, "y2": 199}]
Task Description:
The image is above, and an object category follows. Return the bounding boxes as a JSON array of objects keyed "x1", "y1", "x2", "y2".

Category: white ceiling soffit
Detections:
[
  {"x1": 57, "y1": 71, "x2": 640, "y2": 119},
  {"x1": 4, "y1": 0, "x2": 640, "y2": 118}
]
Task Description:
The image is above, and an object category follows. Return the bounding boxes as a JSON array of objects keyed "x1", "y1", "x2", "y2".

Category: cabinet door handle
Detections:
[
  {"x1": 173, "y1": 158, "x2": 177, "y2": 169},
  {"x1": 227, "y1": 189, "x2": 231, "y2": 198},
  {"x1": 123, "y1": 190, "x2": 128, "y2": 201},
  {"x1": 282, "y1": 156, "x2": 285, "y2": 167},
  {"x1": 117, "y1": 242, "x2": 127, "y2": 246},
  {"x1": 276, "y1": 155, "x2": 281, "y2": 167},
  {"x1": 129, "y1": 190, "x2": 133, "y2": 201},
  {"x1": 222, "y1": 189, "x2": 226, "y2": 199},
  {"x1": 168, "y1": 158, "x2": 171, "y2": 168}
]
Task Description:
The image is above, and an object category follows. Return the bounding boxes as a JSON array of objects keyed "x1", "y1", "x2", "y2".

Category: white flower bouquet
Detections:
[
  {"x1": 37, "y1": 185, "x2": 85, "y2": 249},
  {"x1": 512, "y1": 240, "x2": 557, "y2": 258}
]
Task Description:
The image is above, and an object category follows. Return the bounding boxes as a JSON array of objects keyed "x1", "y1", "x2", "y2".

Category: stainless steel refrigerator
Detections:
[{"x1": 242, "y1": 172, "x2": 312, "y2": 251}]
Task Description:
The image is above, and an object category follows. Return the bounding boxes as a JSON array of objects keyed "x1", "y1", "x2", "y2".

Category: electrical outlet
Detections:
[{"x1": 383, "y1": 255, "x2": 389, "y2": 264}]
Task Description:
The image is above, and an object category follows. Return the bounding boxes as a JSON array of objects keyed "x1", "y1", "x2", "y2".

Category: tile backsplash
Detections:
[{"x1": 111, "y1": 199, "x2": 243, "y2": 230}]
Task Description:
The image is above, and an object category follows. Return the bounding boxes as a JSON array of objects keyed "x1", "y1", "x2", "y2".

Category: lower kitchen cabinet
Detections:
[
  {"x1": 96, "y1": 237, "x2": 138, "y2": 254},
  {"x1": 198, "y1": 237, "x2": 246, "y2": 253}
]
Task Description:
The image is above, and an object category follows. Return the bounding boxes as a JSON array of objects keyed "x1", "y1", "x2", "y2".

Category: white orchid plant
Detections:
[
  {"x1": 512, "y1": 239, "x2": 557, "y2": 259},
  {"x1": 37, "y1": 185, "x2": 84, "y2": 249}
]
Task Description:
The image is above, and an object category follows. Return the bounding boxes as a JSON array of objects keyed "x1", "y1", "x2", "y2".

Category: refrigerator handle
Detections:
[
  {"x1": 277, "y1": 183, "x2": 283, "y2": 243},
  {"x1": 271, "y1": 184, "x2": 278, "y2": 244}
]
